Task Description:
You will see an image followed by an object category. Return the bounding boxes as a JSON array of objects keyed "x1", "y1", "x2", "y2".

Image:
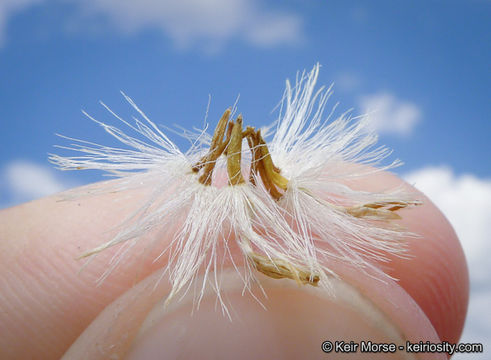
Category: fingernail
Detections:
[{"x1": 126, "y1": 273, "x2": 414, "y2": 360}]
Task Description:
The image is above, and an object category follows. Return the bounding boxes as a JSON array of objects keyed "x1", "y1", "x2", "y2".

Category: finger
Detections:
[
  {"x1": 0, "y1": 183, "x2": 169, "y2": 359},
  {"x1": 0, "y1": 171, "x2": 468, "y2": 359},
  {"x1": 345, "y1": 171, "x2": 469, "y2": 344},
  {"x1": 61, "y1": 173, "x2": 468, "y2": 360},
  {"x1": 64, "y1": 262, "x2": 447, "y2": 360}
]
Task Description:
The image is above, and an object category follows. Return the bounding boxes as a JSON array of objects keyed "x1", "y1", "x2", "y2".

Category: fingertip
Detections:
[
  {"x1": 387, "y1": 187, "x2": 469, "y2": 344},
  {"x1": 63, "y1": 270, "x2": 446, "y2": 360},
  {"x1": 348, "y1": 170, "x2": 469, "y2": 344}
]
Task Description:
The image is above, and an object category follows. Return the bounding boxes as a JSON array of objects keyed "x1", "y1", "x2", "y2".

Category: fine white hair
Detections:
[{"x1": 50, "y1": 64, "x2": 419, "y2": 313}]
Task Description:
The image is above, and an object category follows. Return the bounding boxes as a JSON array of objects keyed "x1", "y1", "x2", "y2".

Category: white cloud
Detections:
[
  {"x1": 358, "y1": 92, "x2": 422, "y2": 136},
  {"x1": 79, "y1": 0, "x2": 301, "y2": 46},
  {"x1": 0, "y1": 0, "x2": 302, "y2": 50},
  {"x1": 76, "y1": 0, "x2": 303, "y2": 49},
  {"x1": 1, "y1": 160, "x2": 75, "y2": 207},
  {"x1": 0, "y1": 0, "x2": 45, "y2": 46},
  {"x1": 404, "y1": 166, "x2": 491, "y2": 284},
  {"x1": 243, "y1": 12, "x2": 302, "y2": 47},
  {"x1": 404, "y1": 166, "x2": 491, "y2": 353}
]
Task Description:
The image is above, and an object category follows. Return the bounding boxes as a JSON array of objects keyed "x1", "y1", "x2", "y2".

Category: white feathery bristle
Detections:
[
  {"x1": 50, "y1": 64, "x2": 420, "y2": 313},
  {"x1": 268, "y1": 63, "x2": 417, "y2": 278}
]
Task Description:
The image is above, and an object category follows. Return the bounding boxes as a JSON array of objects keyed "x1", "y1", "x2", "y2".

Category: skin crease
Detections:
[{"x1": 0, "y1": 171, "x2": 469, "y2": 359}]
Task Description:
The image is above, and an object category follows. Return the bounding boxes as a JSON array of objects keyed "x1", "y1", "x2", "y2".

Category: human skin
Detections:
[{"x1": 0, "y1": 171, "x2": 469, "y2": 359}]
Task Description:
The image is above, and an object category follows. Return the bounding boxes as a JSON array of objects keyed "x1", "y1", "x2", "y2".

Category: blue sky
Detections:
[{"x1": 0, "y1": 0, "x2": 490, "y2": 355}]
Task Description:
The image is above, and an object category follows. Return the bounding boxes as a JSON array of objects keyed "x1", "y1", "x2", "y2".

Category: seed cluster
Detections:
[
  {"x1": 189, "y1": 110, "x2": 419, "y2": 286},
  {"x1": 190, "y1": 109, "x2": 321, "y2": 285},
  {"x1": 49, "y1": 65, "x2": 422, "y2": 306},
  {"x1": 193, "y1": 109, "x2": 289, "y2": 201}
]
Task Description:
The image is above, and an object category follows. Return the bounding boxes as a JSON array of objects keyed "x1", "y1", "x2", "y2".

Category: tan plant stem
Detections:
[
  {"x1": 256, "y1": 130, "x2": 287, "y2": 189},
  {"x1": 345, "y1": 200, "x2": 422, "y2": 220},
  {"x1": 226, "y1": 116, "x2": 245, "y2": 185},
  {"x1": 246, "y1": 135, "x2": 258, "y2": 186},
  {"x1": 249, "y1": 252, "x2": 320, "y2": 286},
  {"x1": 246, "y1": 129, "x2": 288, "y2": 200},
  {"x1": 193, "y1": 109, "x2": 231, "y2": 185}
]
